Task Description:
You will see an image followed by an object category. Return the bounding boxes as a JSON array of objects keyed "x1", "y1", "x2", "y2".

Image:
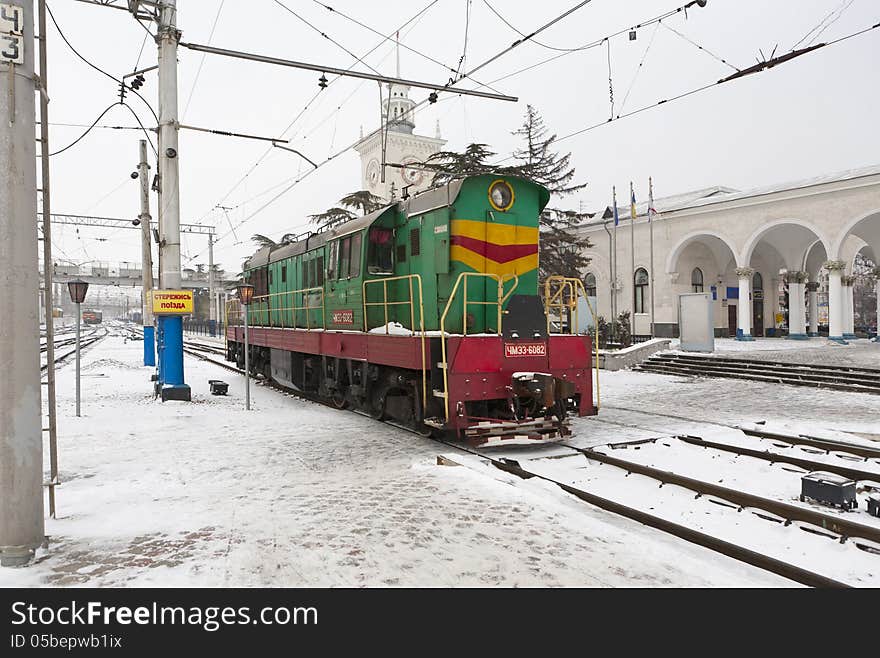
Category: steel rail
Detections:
[
  {"x1": 676, "y1": 434, "x2": 880, "y2": 485},
  {"x1": 740, "y1": 428, "x2": 880, "y2": 462},
  {"x1": 572, "y1": 444, "x2": 880, "y2": 545}
]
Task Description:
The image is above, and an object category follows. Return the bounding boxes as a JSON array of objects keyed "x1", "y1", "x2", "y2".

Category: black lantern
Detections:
[
  {"x1": 237, "y1": 283, "x2": 255, "y2": 306},
  {"x1": 67, "y1": 279, "x2": 89, "y2": 304}
]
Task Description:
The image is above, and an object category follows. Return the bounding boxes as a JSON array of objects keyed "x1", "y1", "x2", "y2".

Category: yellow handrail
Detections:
[
  {"x1": 543, "y1": 275, "x2": 600, "y2": 410},
  {"x1": 438, "y1": 272, "x2": 519, "y2": 421},
  {"x1": 363, "y1": 274, "x2": 427, "y2": 414},
  {"x1": 227, "y1": 287, "x2": 326, "y2": 330}
]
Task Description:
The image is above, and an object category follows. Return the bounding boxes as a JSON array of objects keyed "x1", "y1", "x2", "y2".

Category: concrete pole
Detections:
[
  {"x1": 138, "y1": 139, "x2": 155, "y2": 366},
  {"x1": 735, "y1": 267, "x2": 754, "y2": 341},
  {"x1": 0, "y1": 0, "x2": 45, "y2": 567},
  {"x1": 807, "y1": 281, "x2": 819, "y2": 336},
  {"x1": 825, "y1": 261, "x2": 845, "y2": 342},
  {"x1": 156, "y1": 0, "x2": 189, "y2": 400}
]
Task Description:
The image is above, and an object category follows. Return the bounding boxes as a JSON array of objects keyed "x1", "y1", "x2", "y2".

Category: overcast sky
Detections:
[{"x1": 43, "y1": 0, "x2": 879, "y2": 275}]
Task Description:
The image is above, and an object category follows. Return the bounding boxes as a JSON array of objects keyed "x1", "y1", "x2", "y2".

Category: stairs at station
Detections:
[{"x1": 635, "y1": 352, "x2": 880, "y2": 395}]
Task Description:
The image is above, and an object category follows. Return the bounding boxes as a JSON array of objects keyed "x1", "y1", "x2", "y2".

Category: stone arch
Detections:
[
  {"x1": 665, "y1": 231, "x2": 741, "y2": 274},
  {"x1": 740, "y1": 219, "x2": 832, "y2": 269},
  {"x1": 831, "y1": 209, "x2": 880, "y2": 260}
]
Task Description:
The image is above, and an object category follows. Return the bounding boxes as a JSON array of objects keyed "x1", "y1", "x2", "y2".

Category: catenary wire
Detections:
[
  {"x1": 191, "y1": 0, "x2": 442, "y2": 227},
  {"x1": 46, "y1": 3, "x2": 159, "y2": 126},
  {"x1": 182, "y1": 0, "x2": 226, "y2": 121}
]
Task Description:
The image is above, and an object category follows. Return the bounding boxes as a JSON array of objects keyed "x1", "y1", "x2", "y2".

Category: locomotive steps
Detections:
[{"x1": 635, "y1": 352, "x2": 880, "y2": 395}]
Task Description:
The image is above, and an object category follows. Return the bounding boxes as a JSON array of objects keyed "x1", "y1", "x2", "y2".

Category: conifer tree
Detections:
[
  {"x1": 509, "y1": 105, "x2": 592, "y2": 280},
  {"x1": 419, "y1": 143, "x2": 499, "y2": 186}
]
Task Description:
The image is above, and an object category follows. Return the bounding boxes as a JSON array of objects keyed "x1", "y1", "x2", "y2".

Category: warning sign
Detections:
[{"x1": 151, "y1": 290, "x2": 194, "y2": 315}]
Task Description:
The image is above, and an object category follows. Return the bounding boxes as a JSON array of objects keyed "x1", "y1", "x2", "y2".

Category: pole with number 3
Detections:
[{"x1": 0, "y1": 3, "x2": 23, "y2": 64}]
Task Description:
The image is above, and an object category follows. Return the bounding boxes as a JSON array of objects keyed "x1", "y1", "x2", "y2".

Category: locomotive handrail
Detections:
[
  {"x1": 438, "y1": 272, "x2": 517, "y2": 422},
  {"x1": 543, "y1": 275, "x2": 600, "y2": 410},
  {"x1": 362, "y1": 274, "x2": 428, "y2": 411},
  {"x1": 225, "y1": 287, "x2": 326, "y2": 331}
]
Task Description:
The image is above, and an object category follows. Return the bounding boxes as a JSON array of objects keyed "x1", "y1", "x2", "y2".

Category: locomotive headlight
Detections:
[{"x1": 488, "y1": 180, "x2": 515, "y2": 212}]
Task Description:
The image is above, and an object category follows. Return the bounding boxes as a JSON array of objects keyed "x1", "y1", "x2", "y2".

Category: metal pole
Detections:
[
  {"x1": 630, "y1": 181, "x2": 635, "y2": 337},
  {"x1": 156, "y1": 0, "x2": 189, "y2": 400},
  {"x1": 37, "y1": 0, "x2": 58, "y2": 518},
  {"x1": 612, "y1": 186, "x2": 618, "y2": 343},
  {"x1": 75, "y1": 302, "x2": 81, "y2": 417},
  {"x1": 649, "y1": 177, "x2": 656, "y2": 337},
  {"x1": 0, "y1": 0, "x2": 45, "y2": 567},
  {"x1": 244, "y1": 308, "x2": 250, "y2": 410},
  {"x1": 138, "y1": 139, "x2": 155, "y2": 365},
  {"x1": 208, "y1": 232, "x2": 216, "y2": 335}
]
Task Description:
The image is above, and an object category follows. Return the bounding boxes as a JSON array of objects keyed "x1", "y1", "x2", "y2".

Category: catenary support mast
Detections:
[
  {"x1": 154, "y1": 0, "x2": 189, "y2": 400},
  {"x1": 0, "y1": 0, "x2": 45, "y2": 566},
  {"x1": 138, "y1": 139, "x2": 155, "y2": 365}
]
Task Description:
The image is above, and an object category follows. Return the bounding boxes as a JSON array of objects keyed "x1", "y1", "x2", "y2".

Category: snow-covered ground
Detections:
[{"x1": 3, "y1": 331, "x2": 878, "y2": 587}]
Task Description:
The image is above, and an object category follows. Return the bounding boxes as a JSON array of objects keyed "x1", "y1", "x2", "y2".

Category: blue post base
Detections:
[
  {"x1": 808, "y1": 332, "x2": 819, "y2": 337},
  {"x1": 209, "y1": 319, "x2": 217, "y2": 337},
  {"x1": 143, "y1": 325, "x2": 155, "y2": 366},
  {"x1": 735, "y1": 328, "x2": 754, "y2": 341},
  {"x1": 828, "y1": 336, "x2": 849, "y2": 345},
  {"x1": 843, "y1": 333, "x2": 858, "y2": 340},
  {"x1": 786, "y1": 333, "x2": 809, "y2": 340},
  {"x1": 156, "y1": 315, "x2": 191, "y2": 402}
]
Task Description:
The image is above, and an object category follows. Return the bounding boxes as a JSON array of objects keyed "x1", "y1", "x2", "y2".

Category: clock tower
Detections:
[{"x1": 353, "y1": 40, "x2": 446, "y2": 201}]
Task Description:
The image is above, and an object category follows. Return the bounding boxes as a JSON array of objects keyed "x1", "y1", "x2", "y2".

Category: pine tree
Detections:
[
  {"x1": 308, "y1": 207, "x2": 355, "y2": 230},
  {"x1": 308, "y1": 190, "x2": 385, "y2": 230},
  {"x1": 338, "y1": 190, "x2": 386, "y2": 214},
  {"x1": 250, "y1": 234, "x2": 277, "y2": 248},
  {"x1": 419, "y1": 143, "x2": 499, "y2": 186},
  {"x1": 509, "y1": 105, "x2": 592, "y2": 281}
]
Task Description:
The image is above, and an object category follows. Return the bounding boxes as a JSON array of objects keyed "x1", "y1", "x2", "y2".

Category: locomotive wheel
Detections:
[{"x1": 330, "y1": 390, "x2": 349, "y2": 409}]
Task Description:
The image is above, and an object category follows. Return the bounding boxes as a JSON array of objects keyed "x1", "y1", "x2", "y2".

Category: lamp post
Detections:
[
  {"x1": 67, "y1": 279, "x2": 89, "y2": 417},
  {"x1": 237, "y1": 284, "x2": 255, "y2": 410}
]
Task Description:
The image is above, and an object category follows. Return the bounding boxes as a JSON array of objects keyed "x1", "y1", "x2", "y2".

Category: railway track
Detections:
[
  {"x1": 42, "y1": 329, "x2": 108, "y2": 374},
  {"x1": 181, "y1": 339, "x2": 876, "y2": 587}
]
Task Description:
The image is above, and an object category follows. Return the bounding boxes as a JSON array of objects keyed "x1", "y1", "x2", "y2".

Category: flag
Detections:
[
  {"x1": 630, "y1": 187, "x2": 637, "y2": 220},
  {"x1": 612, "y1": 195, "x2": 619, "y2": 226}
]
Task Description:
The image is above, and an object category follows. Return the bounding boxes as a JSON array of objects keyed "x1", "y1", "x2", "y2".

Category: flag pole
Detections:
[
  {"x1": 630, "y1": 181, "x2": 636, "y2": 338},
  {"x1": 612, "y1": 185, "x2": 618, "y2": 343},
  {"x1": 649, "y1": 177, "x2": 656, "y2": 337}
]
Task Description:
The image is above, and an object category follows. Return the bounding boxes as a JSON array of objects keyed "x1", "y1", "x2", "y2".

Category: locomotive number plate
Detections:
[
  {"x1": 504, "y1": 342, "x2": 546, "y2": 358},
  {"x1": 332, "y1": 310, "x2": 354, "y2": 325}
]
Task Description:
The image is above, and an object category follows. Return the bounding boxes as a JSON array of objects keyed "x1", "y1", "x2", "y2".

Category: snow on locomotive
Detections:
[{"x1": 225, "y1": 174, "x2": 598, "y2": 445}]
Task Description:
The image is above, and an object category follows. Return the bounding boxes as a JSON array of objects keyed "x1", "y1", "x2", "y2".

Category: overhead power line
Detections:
[
  {"x1": 46, "y1": 4, "x2": 158, "y2": 125},
  {"x1": 555, "y1": 21, "x2": 880, "y2": 145},
  {"x1": 191, "y1": 0, "x2": 442, "y2": 227}
]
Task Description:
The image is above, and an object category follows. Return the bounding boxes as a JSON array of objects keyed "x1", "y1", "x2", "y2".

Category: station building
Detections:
[{"x1": 578, "y1": 165, "x2": 880, "y2": 341}]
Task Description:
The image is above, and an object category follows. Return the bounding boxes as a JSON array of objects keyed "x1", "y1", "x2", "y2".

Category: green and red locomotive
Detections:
[{"x1": 226, "y1": 174, "x2": 598, "y2": 445}]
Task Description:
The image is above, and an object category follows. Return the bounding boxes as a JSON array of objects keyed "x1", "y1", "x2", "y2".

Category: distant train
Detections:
[
  {"x1": 226, "y1": 174, "x2": 598, "y2": 446},
  {"x1": 82, "y1": 309, "x2": 103, "y2": 324}
]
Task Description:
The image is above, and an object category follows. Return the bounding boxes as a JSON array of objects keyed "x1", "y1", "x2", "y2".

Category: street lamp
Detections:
[
  {"x1": 67, "y1": 279, "x2": 89, "y2": 417},
  {"x1": 237, "y1": 283, "x2": 255, "y2": 410}
]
